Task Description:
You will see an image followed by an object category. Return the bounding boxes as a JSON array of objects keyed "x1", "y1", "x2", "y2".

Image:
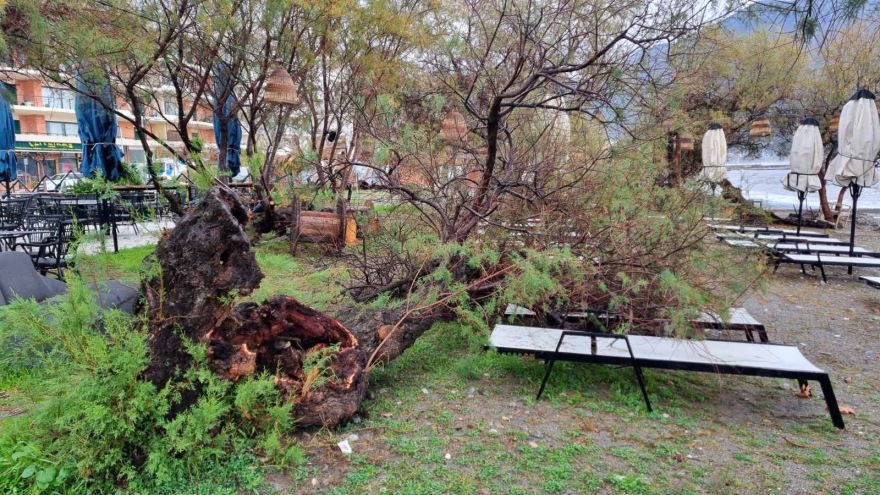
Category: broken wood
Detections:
[
  {"x1": 771, "y1": 212, "x2": 835, "y2": 230},
  {"x1": 141, "y1": 186, "x2": 366, "y2": 427}
]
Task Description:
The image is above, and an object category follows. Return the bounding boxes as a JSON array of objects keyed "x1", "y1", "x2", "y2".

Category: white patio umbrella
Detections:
[
  {"x1": 833, "y1": 88, "x2": 880, "y2": 260},
  {"x1": 701, "y1": 123, "x2": 727, "y2": 189},
  {"x1": 782, "y1": 117, "x2": 823, "y2": 235}
]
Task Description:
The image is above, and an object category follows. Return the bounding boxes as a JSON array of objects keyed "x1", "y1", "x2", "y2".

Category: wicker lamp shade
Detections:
[
  {"x1": 749, "y1": 116, "x2": 772, "y2": 138},
  {"x1": 678, "y1": 132, "x2": 694, "y2": 151},
  {"x1": 829, "y1": 115, "x2": 840, "y2": 133},
  {"x1": 441, "y1": 109, "x2": 468, "y2": 144},
  {"x1": 264, "y1": 63, "x2": 298, "y2": 106}
]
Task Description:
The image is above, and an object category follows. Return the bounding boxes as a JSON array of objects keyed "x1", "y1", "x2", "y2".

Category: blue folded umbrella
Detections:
[
  {"x1": 0, "y1": 82, "x2": 17, "y2": 184},
  {"x1": 75, "y1": 75, "x2": 124, "y2": 181},
  {"x1": 212, "y1": 62, "x2": 242, "y2": 177}
]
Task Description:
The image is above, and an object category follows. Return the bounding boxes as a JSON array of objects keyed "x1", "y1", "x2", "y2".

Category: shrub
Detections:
[{"x1": 0, "y1": 275, "x2": 300, "y2": 493}]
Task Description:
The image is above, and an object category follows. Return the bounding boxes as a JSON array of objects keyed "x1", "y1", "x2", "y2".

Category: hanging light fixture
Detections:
[
  {"x1": 441, "y1": 109, "x2": 468, "y2": 144},
  {"x1": 749, "y1": 115, "x2": 772, "y2": 138},
  {"x1": 678, "y1": 132, "x2": 694, "y2": 151},
  {"x1": 264, "y1": 61, "x2": 298, "y2": 106}
]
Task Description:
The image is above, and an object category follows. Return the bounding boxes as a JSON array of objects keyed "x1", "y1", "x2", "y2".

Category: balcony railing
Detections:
[{"x1": 16, "y1": 95, "x2": 77, "y2": 110}]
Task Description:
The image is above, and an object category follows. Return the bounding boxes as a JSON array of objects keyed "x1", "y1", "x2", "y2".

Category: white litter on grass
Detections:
[
  {"x1": 422, "y1": 388, "x2": 430, "y2": 395},
  {"x1": 337, "y1": 439, "x2": 353, "y2": 455},
  {"x1": 444, "y1": 453, "x2": 452, "y2": 460}
]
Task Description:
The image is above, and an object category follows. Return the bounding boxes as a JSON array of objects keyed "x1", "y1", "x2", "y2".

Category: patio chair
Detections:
[
  {"x1": 17, "y1": 216, "x2": 77, "y2": 280},
  {"x1": 487, "y1": 324, "x2": 845, "y2": 429},
  {"x1": 0, "y1": 197, "x2": 31, "y2": 230},
  {"x1": 833, "y1": 204, "x2": 852, "y2": 231}
]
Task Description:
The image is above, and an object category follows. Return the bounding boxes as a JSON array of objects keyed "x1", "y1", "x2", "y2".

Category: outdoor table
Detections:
[
  {"x1": 0, "y1": 229, "x2": 52, "y2": 251},
  {"x1": 56, "y1": 198, "x2": 119, "y2": 253}
]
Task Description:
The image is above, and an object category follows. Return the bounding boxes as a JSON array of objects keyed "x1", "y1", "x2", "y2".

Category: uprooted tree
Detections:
[{"x1": 140, "y1": 186, "x2": 470, "y2": 427}]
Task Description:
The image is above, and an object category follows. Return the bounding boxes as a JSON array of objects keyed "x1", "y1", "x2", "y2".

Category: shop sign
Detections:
[{"x1": 15, "y1": 141, "x2": 80, "y2": 152}]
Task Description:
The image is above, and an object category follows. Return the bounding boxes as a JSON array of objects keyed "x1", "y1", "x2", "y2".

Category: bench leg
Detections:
[
  {"x1": 801, "y1": 263, "x2": 807, "y2": 275},
  {"x1": 536, "y1": 359, "x2": 557, "y2": 400},
  {"x1": 818, "y1": 376, "x2": 845, "y2": 429},
  {"x1": 632, "y1": 365, "x2": 653, "y2": 413},
  {"x1": 758, "y1": 328, "x2": 769, "y2": 343},
  {"x1": 817, "y1": 264, "x2": 826, "y2": 283}
]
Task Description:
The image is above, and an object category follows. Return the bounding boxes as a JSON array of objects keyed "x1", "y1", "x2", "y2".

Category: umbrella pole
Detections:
[
  {"x1": 848, "y1": 184, "x2": 862, "y2": 274},
  {"x1": 796, "y1": 191, "x2": 806, "y2": 236},
  {"x1": 4, "y1": 177, "x2": 9, "y2": 199}
]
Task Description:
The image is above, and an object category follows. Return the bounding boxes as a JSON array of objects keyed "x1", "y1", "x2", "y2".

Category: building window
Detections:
[
  {"x1": 42, "y1": 159, "x2": 57, "y2": 176},
  {"x1": 4, "y1": 84, "x2": 17, "y2": 104},
  {"x1": 164, "y1": 100, "x2": 179, "y2": 116},
  {"x1": 58, "y1": 156, "x2": 77, "y2": 173},
  {"x1": 46, "y1": 121, "x2": 79, "y2": 137},
  {"x1": 13, "y1": 119, "x2": 20, "y2": 133},
  {"x1": 41, "y1": 87, "x2": 76, "y2": 110},
  {"x1": 129, "y1": 149, "x2": 146, "y2": 165},
  {"x1": 166, "y1": 130, "x2": 182, "y2": 141}
]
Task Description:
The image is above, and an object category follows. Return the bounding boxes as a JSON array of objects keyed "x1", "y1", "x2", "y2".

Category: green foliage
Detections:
[
  {"x1": 300, "y1": 344, "x2": 341, "y2": 398},
  {"x1": 69, "y1": 172, "x2": 120, "y2": 200},
  {"x1": 0, "y1": 274, "x2": 300, "y2": 493}
]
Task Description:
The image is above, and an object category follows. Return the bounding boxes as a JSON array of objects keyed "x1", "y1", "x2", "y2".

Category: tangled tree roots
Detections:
[{"x1": 141, "y1": 186, "x2": 366, "y2": 427}]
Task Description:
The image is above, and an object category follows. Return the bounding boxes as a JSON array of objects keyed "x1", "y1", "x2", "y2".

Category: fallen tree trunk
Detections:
[
  {"x1": 770, "y1": 212, "x2": 835, "y2": 229},
  {"x1": 141, "y1": 186, "x2": 366, "y2": 427}
]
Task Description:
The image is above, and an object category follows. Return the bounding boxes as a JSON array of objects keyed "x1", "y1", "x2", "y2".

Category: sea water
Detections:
[{"x1": 725, "y1": 164, "x2": 880, "y2": 212}]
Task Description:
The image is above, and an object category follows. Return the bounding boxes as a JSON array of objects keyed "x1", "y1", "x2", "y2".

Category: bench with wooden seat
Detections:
[
  {"x1": 779, "y1": 253, "x2": 880, "y2": 282},
  {"x1": 487, "y1": 324, "x2": 845, "y2": 429},
  {"x1": 859, "y1": 276, "x2": 880, "y2": 289}
]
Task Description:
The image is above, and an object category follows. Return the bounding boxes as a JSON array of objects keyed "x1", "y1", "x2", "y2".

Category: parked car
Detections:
[
  {"x1": 45, "y1": 172, "x2": 84, "y2": 193},
  {"x1": 157, "y1": 159, "x2": 186, "y2": 181}
]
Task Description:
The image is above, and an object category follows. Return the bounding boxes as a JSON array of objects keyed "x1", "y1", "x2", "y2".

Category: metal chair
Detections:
[
  {"x1": 18, "y1": 216, "x2": 77, "y2": 280},
  {"x1": 0, "y1": 197, "x2": 31, "y2": 231}
]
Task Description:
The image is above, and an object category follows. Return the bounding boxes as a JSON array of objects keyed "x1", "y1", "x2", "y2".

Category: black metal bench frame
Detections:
[
  {"x1": 488, "y1": 329, "x2": 845, "y2": 429},
  {"x1": 508, "y1": 306, "x2": 768, "y2": 343},
  {"x1": 775, "y1": 251, "x2": 880, "y2": 282}
]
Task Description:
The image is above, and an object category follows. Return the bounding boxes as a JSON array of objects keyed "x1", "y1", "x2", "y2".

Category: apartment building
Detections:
[{"x1": 2, "y1": 69, "x2": 220, "y2": 184}]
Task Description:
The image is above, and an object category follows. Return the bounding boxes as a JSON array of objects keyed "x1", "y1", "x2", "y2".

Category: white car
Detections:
[
  {"x1": 157, "y1": 159, "x2": 186, "y2": 181},
  {"x1": 45, "y1": 172, "x2": 84, "y2": 193}
]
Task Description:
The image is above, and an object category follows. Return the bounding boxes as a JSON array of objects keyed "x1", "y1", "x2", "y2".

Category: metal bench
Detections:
[
  {"x1": 505, "y1": 304, "x2": 768, "y2": 342},
  {"x1": 487, "y1": 324, "x2": 845, "y2": 429},
  {"x1": 780, "y1": 253, "x2": 880, "y2": 282}
]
